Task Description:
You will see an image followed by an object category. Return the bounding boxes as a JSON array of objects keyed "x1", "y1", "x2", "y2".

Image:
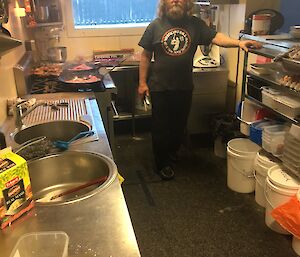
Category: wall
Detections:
[
  {"x1": 239, "y1": 0, "x2": 280, "y2": 17},
  {"x1": 280, "y1": 0, "x2": 300, "y2": 32},
  {"x1": 0, "y1": 1, "x2": 27, "y2": 125},
  {"x1": 52, "y1": 0, "x2": 143, "y2": 61}
]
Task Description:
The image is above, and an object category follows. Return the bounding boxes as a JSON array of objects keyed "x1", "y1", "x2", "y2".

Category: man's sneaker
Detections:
[{"x1": 158, "y1": 166, "x2": 175, "y2": 180}]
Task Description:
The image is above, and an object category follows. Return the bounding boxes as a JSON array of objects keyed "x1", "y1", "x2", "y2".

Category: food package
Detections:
[
  {"x1": 271, "y1": 195, "x2": 300, "y2": 238},
  {"x1": 0, "y1": 149, "x2": 34, "y2": 229}
]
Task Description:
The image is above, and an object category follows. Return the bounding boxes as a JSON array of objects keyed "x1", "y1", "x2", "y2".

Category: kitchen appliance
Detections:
[
  {"x1": 47, "y1": 46, "x2": 67, "y2": 62},
  {"x1": 0, "y1": 0, "x2": 22, "y2": 55},
  {"x1": 193, "y1": 3, "x2": 220, "y2": 68},
  {"x1": 193, "y1": 44, "x2": 220, "y2": 68},
  {"x1": 36, "y1": 5, "x2": 49, "y2": 23},
  {"x1": 0, "y1": 31, "x2": 22, "y2": 55},
  {"x1": 0, "y1": 0, "x2": 8, "y2": 24}
]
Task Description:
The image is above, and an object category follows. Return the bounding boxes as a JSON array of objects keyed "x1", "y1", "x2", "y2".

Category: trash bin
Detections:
[{"x1": 211, "y1": 114, "x2": 242, "y2": 158}]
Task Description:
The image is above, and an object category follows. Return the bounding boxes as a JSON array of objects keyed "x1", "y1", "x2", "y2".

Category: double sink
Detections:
[{"x1": 10, "y1": 99, "x2": 117, "y2": 205}]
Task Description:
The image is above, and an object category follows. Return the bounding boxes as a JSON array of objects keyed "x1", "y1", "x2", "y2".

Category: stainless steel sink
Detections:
[
  {"x1": 13, "y1": 120, "x2": 90, "y2": 144},
  {"x1": 28, "y1": 151, "x2": 117, "y2": 205}
]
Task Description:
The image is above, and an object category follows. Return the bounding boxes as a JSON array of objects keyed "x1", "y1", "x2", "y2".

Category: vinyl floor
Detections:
[{"x1": 114, "y1": 124, "x2": 298, "y2": 257}]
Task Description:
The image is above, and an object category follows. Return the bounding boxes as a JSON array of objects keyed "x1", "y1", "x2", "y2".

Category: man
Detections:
[{"x1": 138, "y1": 0, "x2": 261, "y2": 180}]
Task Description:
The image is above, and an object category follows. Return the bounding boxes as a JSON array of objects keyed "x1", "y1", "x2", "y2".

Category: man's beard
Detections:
[{"x1": 166, "y1": 5, "x2": 185, "y2": 20}]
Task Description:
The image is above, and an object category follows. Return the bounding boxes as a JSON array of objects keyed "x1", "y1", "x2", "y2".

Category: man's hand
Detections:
[
  {"x1": 138, "y1": 82, "x2": 149, "y2": 98},
  {"x1": 238, "y1": 40, "x2": 263, "y2": 52}
]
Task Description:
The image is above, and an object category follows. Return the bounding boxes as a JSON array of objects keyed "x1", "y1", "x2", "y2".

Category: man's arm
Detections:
[
  {"x1": 212, "y1": 32, "x2": 262, "y2": 52},
  {"x1": 138, "y1": 49, "x2": 152, "y2": 97}
]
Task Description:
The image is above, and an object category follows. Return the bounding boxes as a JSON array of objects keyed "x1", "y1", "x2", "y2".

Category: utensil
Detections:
[
  {"x1": 53, "y1": 130, "x2": 94, "y2": 150},
  {"x1": 36, "y1": 176, "x2": 108, "y2": 202}
]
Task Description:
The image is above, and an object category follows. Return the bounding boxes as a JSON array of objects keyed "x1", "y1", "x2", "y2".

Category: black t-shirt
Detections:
[{"x1": 138, "y1": 16, "x2": 217, "y2": 92}]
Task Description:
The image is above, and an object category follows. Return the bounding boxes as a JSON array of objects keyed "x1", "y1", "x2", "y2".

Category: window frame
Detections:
[{"x1": 63, "y1": 0, "x2": 153, "y2": 38}]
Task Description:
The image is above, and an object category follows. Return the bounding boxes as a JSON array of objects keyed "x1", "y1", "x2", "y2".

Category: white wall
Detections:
[{"x1": 0, "y1": 1, "x2": 27, "y2": 125}]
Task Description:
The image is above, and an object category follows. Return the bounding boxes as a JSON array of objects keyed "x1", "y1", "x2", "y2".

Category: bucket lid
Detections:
[
  {"x1": 228, "y1": 138, "x2": 260, "y2": 154},
  {"x1": 268, "y1": 165, "x2": 300, "y2": 190},
  {"x1": 257, "y1": 150, "x2": 277, "y2": 167}
]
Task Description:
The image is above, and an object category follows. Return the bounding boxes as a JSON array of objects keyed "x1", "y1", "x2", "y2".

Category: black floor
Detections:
[{"x1": 114, "y1": 125, "x2": 297, "y2": 257}]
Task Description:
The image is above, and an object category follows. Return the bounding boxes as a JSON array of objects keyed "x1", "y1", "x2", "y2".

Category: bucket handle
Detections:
[
  {"x1": 264, "y1": 180, "x2": 276, "y2": 209},
  {"x1": 254, "y1": 170, "x2": 265, "y2": 187},
  {"x1": 228, "y1": 156, "x2": 255, "y2": 178}
]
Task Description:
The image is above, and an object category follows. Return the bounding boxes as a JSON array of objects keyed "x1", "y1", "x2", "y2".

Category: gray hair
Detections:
[{"x1": 157, "y1": 0, "x2": 195, "y2": 18}]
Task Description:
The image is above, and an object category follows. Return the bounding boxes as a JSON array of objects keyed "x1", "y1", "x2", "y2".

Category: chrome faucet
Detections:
[{"x1": 13, "y1": 101, "x2": 45, "y2": 131}]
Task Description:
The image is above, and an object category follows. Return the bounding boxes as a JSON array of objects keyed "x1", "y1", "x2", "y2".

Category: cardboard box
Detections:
[{"x1": 0, "y1": 150, "x2": 34, "y2": 229}]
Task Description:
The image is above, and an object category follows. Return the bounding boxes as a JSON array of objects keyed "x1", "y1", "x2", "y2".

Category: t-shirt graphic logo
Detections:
[{"x1": 162, "y1": 28, "x2": 191, "y2": 56}]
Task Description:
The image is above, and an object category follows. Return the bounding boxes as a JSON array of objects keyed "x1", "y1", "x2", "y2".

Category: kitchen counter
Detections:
[{"x1": 0, "y1": 93, "x2": 141, "y2": 257}]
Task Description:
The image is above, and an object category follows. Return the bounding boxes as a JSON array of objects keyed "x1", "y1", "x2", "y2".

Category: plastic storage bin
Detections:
[
  {"x1": 282, "y1": 133, "x2": 300, "y2": 177},
  {"x1": 262, "y1": 124, "x2": 289, "y2": 156},
  {"x1": 250, "y1": 120, "x2": 276, "y2": 145},
  {"x1": 273, "y1": 95, "x2": 300, "y2": 118},
  {"x1": 261, "y1": 87, "x2": 281, "y2": 108},
  {"x1": 239, "y1": 99, "x2": 263, "y2": 136},
  {"x1": 9, "y1": 231, "x2": 69, "y2": 257}
]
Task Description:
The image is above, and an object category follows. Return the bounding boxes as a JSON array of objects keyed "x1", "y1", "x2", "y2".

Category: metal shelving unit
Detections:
[
  {"x1": 245, "y1": 95, "x2": 299, "y2": 124},
  {"x1": 240, "y1": 34, "x2": 300, "y2": 125},
  {"x1": 247, "y1": 70, "x2": 300, "y2": 98}
]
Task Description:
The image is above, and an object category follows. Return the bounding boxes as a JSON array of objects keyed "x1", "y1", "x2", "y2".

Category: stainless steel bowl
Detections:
[{"x1": 28, "y1": 151, "x2": 118, "y2": 205}]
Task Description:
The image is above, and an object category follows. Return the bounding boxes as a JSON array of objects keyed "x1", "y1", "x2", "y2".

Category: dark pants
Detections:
[{"x1": 150, "y1": 90, "x2": 193, "y2": 171}]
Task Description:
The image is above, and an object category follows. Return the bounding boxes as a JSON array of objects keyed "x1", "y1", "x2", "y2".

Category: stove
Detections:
[
  {"x1": 29, "y1": 75, "x2": 106, "y2": 94},
  {"x1": 14, "y1": 56, "x2": 118, "y2": 156}
]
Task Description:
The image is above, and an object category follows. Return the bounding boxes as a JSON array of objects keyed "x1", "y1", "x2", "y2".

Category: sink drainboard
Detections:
[{"x1": 22, "y1": 98, "x2": 90, "y2": 126}]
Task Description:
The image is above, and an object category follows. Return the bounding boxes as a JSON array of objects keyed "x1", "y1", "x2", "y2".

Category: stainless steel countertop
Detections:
[{"x1": 0, "y1": 92, "x2": 141, "y2": 257}]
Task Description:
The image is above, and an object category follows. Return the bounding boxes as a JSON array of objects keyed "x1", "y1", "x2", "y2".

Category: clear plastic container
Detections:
[
  {"x1": 283, "y1": 145, "x2": 300, "y2": 164},
  {"x1": 263, "y1": 124, "x2": 289, "y2": 138},
  {"x1": 9, "y1": 231, "x2": 69, "y2": 257},
  {"x1": 285, "y1": 133, "x2": 300, "y2": 152},
  {"x1": 239, "y1": 99, "x2": 263, "y2": 136},
  {"x1": 274, "y1": 95, "x2": 300, "y2": 118},
  {"x1": 262, "y1": 136, "x2": 285, "y2": 156},
  {"x1": 261, "y1": 87, "x2": 281, "y2": 108}
]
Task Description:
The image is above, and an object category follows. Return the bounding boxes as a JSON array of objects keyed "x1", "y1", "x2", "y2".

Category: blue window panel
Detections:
[{"x1": 72, "y1": 0, "x2": 157, "y2": 27}]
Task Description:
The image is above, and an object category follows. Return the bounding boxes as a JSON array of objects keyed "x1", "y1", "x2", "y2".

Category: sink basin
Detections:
[
  {"x1": 28, "y1": 151, "x2": 117, "y2": 205},
  {"x1": 13, "y1": 120, "x2": 90, "y2": 144}
]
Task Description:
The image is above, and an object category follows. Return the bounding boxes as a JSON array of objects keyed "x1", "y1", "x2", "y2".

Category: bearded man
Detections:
[{"x1": 138, "y1": 0, "x2": 261, "y2": 180}]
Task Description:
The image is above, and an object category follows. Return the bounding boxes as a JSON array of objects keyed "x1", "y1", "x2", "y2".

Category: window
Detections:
[{"x1": 72, "y1": 0, "x2": 158, "y2": 29}]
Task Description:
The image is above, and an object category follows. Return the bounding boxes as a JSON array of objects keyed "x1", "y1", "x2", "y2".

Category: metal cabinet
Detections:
[{"x1": 188, "y1": 67, "x2": 229, "y2": 134}]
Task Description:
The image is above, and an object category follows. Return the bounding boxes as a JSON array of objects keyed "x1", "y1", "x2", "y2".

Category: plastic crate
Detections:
[
  {"x1": 250, "y1": 120, "x2": 276, "y2": 146},
  {"x1": 239, "y1": 99, "x2": 262, "y2": 136}
]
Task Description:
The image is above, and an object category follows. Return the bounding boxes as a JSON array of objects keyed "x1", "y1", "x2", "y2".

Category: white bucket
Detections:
[
  {"x1": 254, "y1": 151, "x2": 278, "y2": 207},
  {"x1": 227, "y1": 147, "x2": 257, "y2": 193},
  {"x1": 228, "y1": 138, "x2": 261, "y2": 155},
  {"x1": 292, "y1": 236, "x2": 300, "y2": 256},
  {"x1": 265, "y1": 165, "x2": 300, "y2": 234}
]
